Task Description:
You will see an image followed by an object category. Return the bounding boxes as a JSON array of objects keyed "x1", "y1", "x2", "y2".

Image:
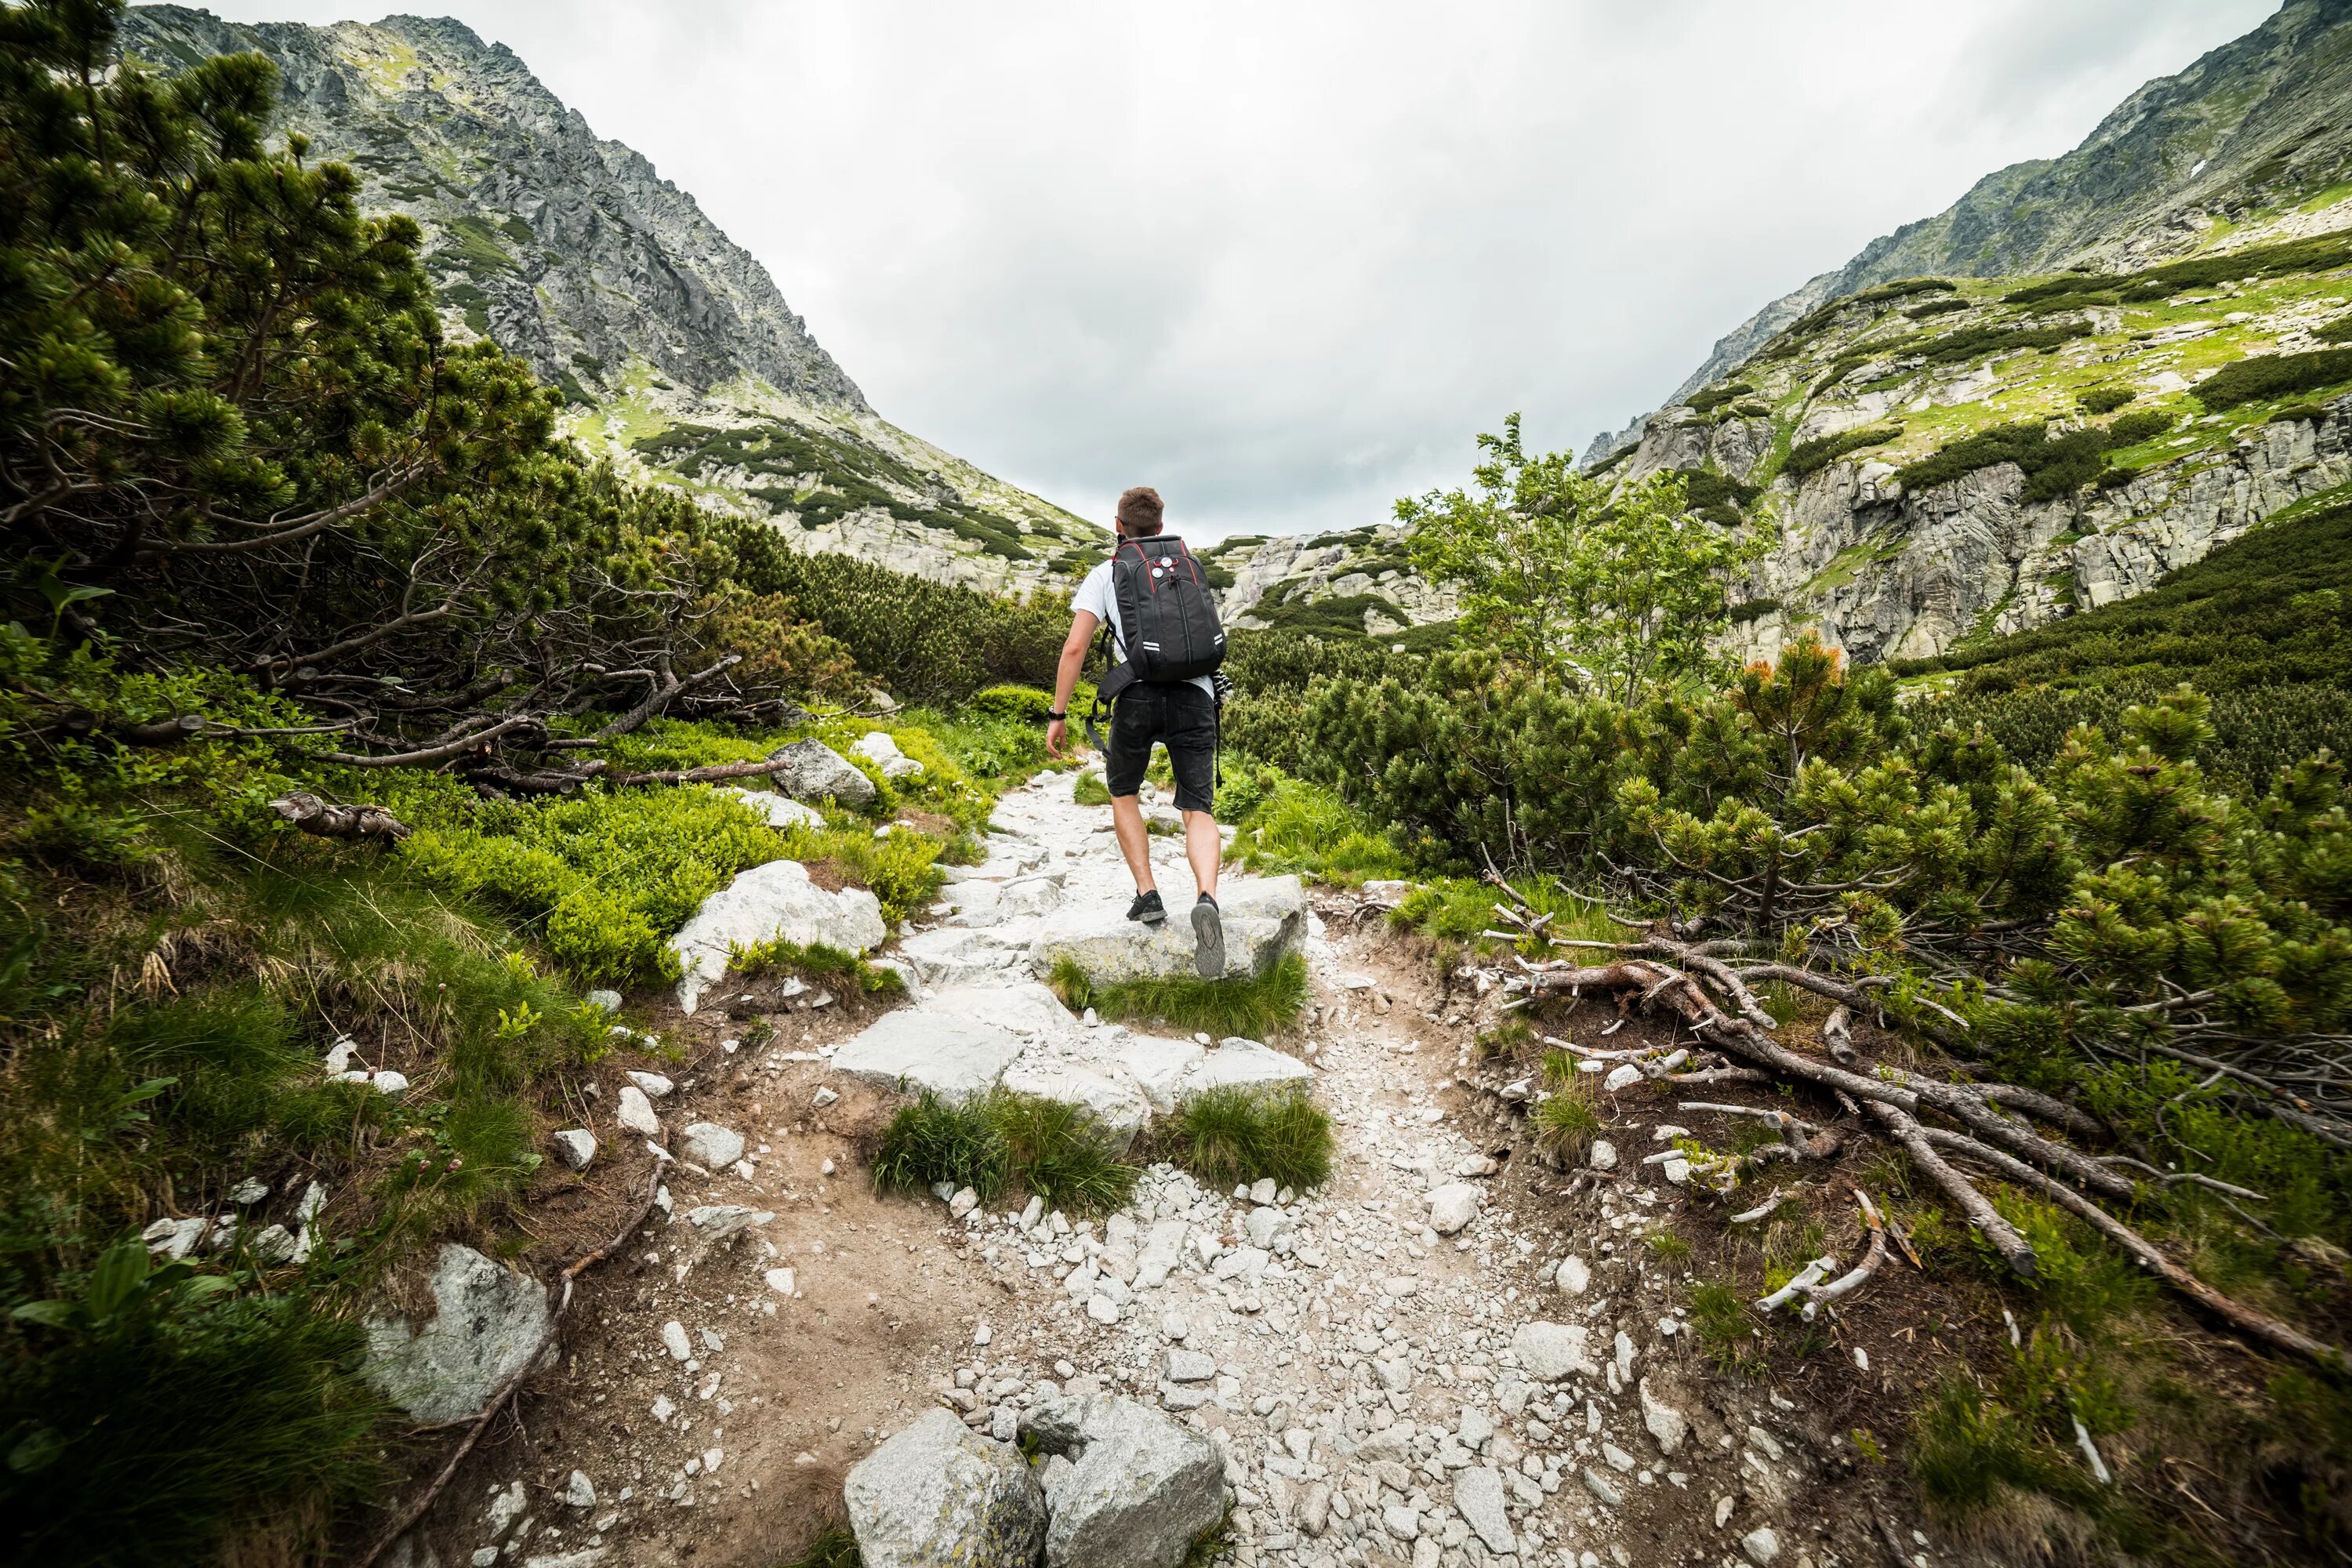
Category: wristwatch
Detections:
[{"x1": 1047, "y1": 710, "x2": 1067, "y2": 721}]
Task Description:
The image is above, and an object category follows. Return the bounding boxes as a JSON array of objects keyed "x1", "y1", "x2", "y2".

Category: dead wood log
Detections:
[{"x1": 268, "y1": 793, "x2": 411, "y2": 843}]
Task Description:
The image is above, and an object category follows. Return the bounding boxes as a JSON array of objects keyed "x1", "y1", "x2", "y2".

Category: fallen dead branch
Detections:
[
  {"x1": 1501, "y1": 935, "x2": 2350, "y2": 1370},
  {"x1": 269, "y1": 792, "x2": 412, "y2": 843}
]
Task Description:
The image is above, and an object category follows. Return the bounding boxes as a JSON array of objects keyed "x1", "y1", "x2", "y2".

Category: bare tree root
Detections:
[{"x1": 1496, "y1": 940, "x2": 2351, "y2": 1370}]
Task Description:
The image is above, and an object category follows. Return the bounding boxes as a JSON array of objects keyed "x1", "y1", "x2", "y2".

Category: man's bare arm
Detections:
[{"x1": 1046, "y1": 609, "x2": 1098, "y2": 760}]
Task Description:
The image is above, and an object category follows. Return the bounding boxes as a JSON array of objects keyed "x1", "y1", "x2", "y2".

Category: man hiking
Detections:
[{"x1": 1045, "y1": 485, "x2": 1230, "y2": 978}]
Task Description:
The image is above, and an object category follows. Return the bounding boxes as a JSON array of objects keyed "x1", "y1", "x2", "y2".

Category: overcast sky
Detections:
[{"x1": 194, "y1": 0, "x2": 2279, "y2": 537}]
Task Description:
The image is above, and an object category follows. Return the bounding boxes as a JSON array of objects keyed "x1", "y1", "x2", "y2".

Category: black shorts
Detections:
[{"x1": 1104, "y1": 682, "x2": 1217, "y2": 815}]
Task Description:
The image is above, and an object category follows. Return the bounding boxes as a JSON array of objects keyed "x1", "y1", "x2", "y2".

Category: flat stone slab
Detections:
[
  {"x1": 1119, "y1": 1033, "x2": 1313, "y2": 1112},
  {"x1": 1000, "y1": 1056, "x2": 1152, "y2": 1151},
  {"x1": 1030, "y1": 874, "x2": 1306, "y2": 985},
  {"x1": 718, "y1": 786, "x2": 825, "y2": 831},
  {"x1": 833, "y1": 1011, "x2": 1026, "y2": 1104},
  {"x1": 1512, "y1": 1320, "x2": 1600, "y2": 1382},
  {"x1": 670, "y1": 858, "x2": 884, "y2": 1014}
]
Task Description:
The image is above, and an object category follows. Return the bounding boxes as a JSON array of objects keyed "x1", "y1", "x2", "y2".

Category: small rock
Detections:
[
  {"x1": 764, "y1": 1268, "x2": 797, "y2": 1298},
  {"x1": 371, "y1": 1069, "x2": 410, "y2": 1097},
  {"x1": 1588, "y1": 1140, "x2": 1619, "y2": 1172},
  {"x1": 1166, "y1": 1348, "x2": 1215, "y2": 1384},
  {"x1": 1511, "y1": 1321, "x2": 1599, "y2": 1381},
  {"x1": 1741, "y1": 1525, "x2": 1781, "y2": 1565},
  {"x1": 949, "y1": 1187, "x2": 980, "y2": 1219},
  {"x1": 1640, "y1": 1378, "x2": 1689, "y2": 1455},
  {"x1": 1298, "y1": 1481, "x2": 1332, "y2": 1537},
  {"x1": 227, "y1": 1178, "x2": 270, "y2": 1206},
  {"x1": 812, "y1": 1086, "x2": 840, "y2": 1109},
  {"x1": 1453, "y1": 1467, "x2": 1516, "y2": 1555},
  {"x1": 551, "y1": 1130, "x2": 597, "y2": 1171},
  {"x1": 662, "y1": 1320, "x2": 691, "y2": 1360},
  {"x1": 563, "y1": 1470, "x2": 596, "y2": 1508},
  {"x1": 625, "y1": 1070, "x2": 674, "y2": 1098},
  {"x1": 1582, "y1": 1466, "x2": 1624, "y2": 1508},
  {"x1": 1602, "y1": 1064, "x2": 1643, "y2": 1093},
  {"x1": 584, "y1": 989, "x2": 622, "y2": 1014},
  {"x1": 680, "y1": 1123, "x2": 745, "y2": 1168},
  {"x1": 820, "y1": 1156, "x2": 837, "y2": 1177},
  {"x1": 1555, "y1": 1255, "x2": 1591, "y2": 1294},
  {"x1": 1426, "y1": 1183, "x2": 1483, "y2": 1236},
  {"x1": 616, "y1": 1086, "x2": 661, "y2": 1135},
  {"x1": 1454, "y1": 1154, "x2": 1500, "y2": 1178}
]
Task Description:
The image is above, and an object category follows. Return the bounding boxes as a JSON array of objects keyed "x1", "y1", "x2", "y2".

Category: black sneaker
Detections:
[
  {"x1": 1192, "y1": 894, "x2": 1225, "y2": 978},
  {"x1": 1127, "y1": 890, "x2": 1167, "y2": 925}
]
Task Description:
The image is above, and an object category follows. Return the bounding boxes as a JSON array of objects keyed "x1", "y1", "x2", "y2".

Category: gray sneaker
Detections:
[{"x1": 1192, "y1": 895, "x2": 1224, "y2": 979}]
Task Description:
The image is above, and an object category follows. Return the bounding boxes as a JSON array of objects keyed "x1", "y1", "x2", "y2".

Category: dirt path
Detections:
[{"x1": 405, "y1": 773, "x2": 1924, "y2": 1568}]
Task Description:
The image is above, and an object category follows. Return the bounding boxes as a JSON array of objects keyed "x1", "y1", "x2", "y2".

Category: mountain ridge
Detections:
[
  {"x1": 1585, "y1": 0, "x2": 2352, "y2": 466},
  {"x1": 121, "y1": 5, "x2": 1109, "y2": 593}
]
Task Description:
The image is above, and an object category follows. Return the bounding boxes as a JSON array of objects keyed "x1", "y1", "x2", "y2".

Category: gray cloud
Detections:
[{"x1": 191, "y1": 0, "x2": 2280, "y2": 536}]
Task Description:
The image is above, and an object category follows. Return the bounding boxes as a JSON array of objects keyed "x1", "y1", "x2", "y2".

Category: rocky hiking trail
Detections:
[{"x1": 385, "y1": 769, "x2": 1936, "y2": 1568}]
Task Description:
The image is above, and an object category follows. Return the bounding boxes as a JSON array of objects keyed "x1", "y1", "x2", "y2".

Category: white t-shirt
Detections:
[{"x1": 1074, "y1": 550, "x2": 1218, "y2": 699}]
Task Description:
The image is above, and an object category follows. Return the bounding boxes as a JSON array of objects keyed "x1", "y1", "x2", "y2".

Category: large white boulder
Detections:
[
  {"x1": 855, "y1": 730, "x2": 925, "y2": 779},
  {"x1": 768, "y1": 738, "x2": 877, "y2": 808},
  {"x1": 832, "y1": 1011, "x2": 1026, "y2": 1104},
  {"x1": 1030, "y1": 876, "x2": 1307, "y2": 985},
  {"x1": 364, "y1": 1244, "x2": 549, "y2": 1423},
  {"x1": 1018, "y1": 1392, "x2": 1225, "y2": 1568},
  {"x1": 669, "y1": 859, "x2": 885, "y2": 1014},
  {"x1": 719, "y1": 786, "x2": 826, "y2": 831},
  {"x1": 845, "y1": 1408, "x2": 1046, "y2": 1568}
]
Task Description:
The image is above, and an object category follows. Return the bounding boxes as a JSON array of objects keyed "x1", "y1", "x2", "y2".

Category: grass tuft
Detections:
[
  {"x1": 1530, "y1": 1068, "x2": 1602, "y2": 1163},
  {"x1": 731, "y1": 935, "x2": 906, "y2": 997},
  {"x1": 869, "y1": 1091, "x2": 1138, "y2": 1215},
  {"x1": 1152, "y1": 1086, "x2": 1333, "y2": 1193},
  {"x1": 771, "y1": 1522, "x2": 862, "y2": 1568},
  {"x1": 1051, "y1": 953, "x2": 1308, "y2": 1040}
]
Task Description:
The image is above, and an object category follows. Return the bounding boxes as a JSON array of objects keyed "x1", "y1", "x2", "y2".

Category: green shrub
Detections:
[
  {"x1": 2, "y1": 1254, "x2": 391, "y2": 1566},
  {"x1": 1892, "y1": 416, "x2": 2166, "y2": 499},
  {"x1": 2196, "y1": 349, "x2": 2352, "y2": 412},
  {"x1": 391, "y1": 779, "x2": 785, "y2": 985},
  {"x1": 1073, "y1": 771, "x2": 1112, "y2": 807},
  {"x1": 872, "y1": 1091, "x2": 1010, "y2": 1203},
  {"x1": 1050, "y1": 954, "x2": 1309, "y2": 1041},
  {"x1": 2077, "y1": 386, "x2": 2136, "y2": 414},
  {"x1": 2269, "y1": 402, "x2": 2335, "y2": 425},
  {"x1": 989, "y1": 1096, "x2": 1141, "y2": 1214},
  {"x1": 966, "y1": 684, "x2": 1056, "y2": 723},
  {"x1": 1228, "y1": 768, "x2": 1407, "y2": 884},
  {"x1": 1915, "y1": 320, "x2": 2089, "y2": 365},
  {"x1": 1904, "y1": 296, "x2": 1971, "y2": 321},
  {"x1": 1684, "y1": 381, "x2": 1755, "y2": 415},
  {"x1": 775, "y1": 819, "x2": 943, "y2": 927},
  {"x1": 1530, "y1": 1083, "x2": 1602, "y2": 1162},
  {"x1": 2002, "y1": 230, "x2": 2352, "y2": 308},
  {"x1": 1783, "y1": 423, "x2": 1902, "y2": 481},
  {"x1": 1152, "y1": 1086, "x2": 1333, "y2": 1192},
  {"x1": 2319, "y1": 316, "x2": 2352, "y2": 346}
]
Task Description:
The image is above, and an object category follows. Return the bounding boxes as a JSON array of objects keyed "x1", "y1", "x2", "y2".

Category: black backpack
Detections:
[{"x1": 1105, "y1": 535, "x2": 1226, "y2": 684}]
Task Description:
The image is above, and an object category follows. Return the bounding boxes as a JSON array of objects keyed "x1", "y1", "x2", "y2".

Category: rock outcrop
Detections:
[
  {"x1": 843, "y1": 1409, "x2": 1047, "y2": 1568},
  {"x1": 363, "y1": 1243, "x2": 549, "y2": 1423},
  {"x1": 669, "y1": 860, "x2": 885, "y2": 1014},
  {"x1": 1018, "y1": 1392, "x2": 1226, "y2": 1568}
]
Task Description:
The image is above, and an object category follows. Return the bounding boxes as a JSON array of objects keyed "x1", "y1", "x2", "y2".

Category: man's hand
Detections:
[{"x1": 1046, "y1": 717, "x2": 1073, "y2": 760}]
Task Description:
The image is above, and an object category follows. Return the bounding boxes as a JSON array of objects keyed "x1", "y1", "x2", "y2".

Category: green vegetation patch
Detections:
[
  {"x1": 1783, "y1": 423, "x2": 1903, "y2": 481},
  {"x1": 2003, "y1": 228, "x2": 2352, "y2": 308},
  {"x1": 2194, "y1": 347, "x2": 2352, "y2": 411},
  {"x1": 1048, "y1": 953, "x2": 1309, "y2": 1041},
  {"x1": 1893, "y1": 412, "x2": 2172, "y2": 500}
]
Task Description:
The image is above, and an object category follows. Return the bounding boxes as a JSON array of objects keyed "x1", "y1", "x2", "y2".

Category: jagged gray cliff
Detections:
[{"x1": 122, "y1": 5, "x2": 1106, "y2": 591}]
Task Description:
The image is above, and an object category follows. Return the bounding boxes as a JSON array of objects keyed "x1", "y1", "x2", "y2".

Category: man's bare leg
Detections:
[
  {"x1": 1184, "y1": 810, "x2": 1221, "y2": 899},
  {"x1": 1110, "y1": 795, "x2": 1153, "y2": 892}
]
